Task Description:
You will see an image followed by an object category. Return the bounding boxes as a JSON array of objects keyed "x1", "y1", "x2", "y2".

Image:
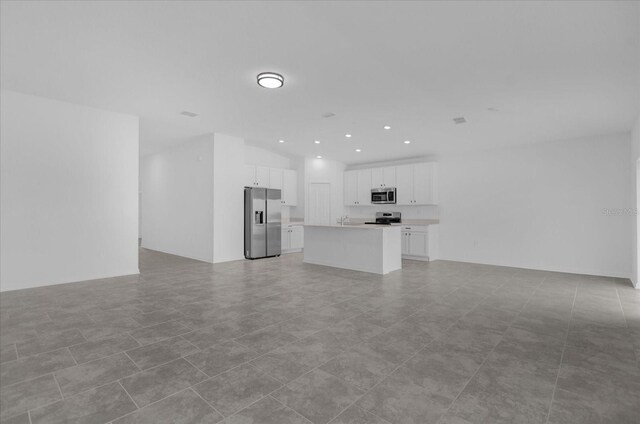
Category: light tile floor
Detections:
[{"x1": 1, "y1": 249, "x2": 639, "y2": 424}]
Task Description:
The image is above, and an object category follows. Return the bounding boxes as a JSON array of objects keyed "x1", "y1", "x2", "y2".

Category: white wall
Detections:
[
  {"x1": 305, "y1": 158, "x2": 346, "y2": 225},
  {"x1": 140, "y1": 135, "x2": 214, "y2": 262},
  {"x1": 438, "y1": 133, "x2": 632, "y2": 278},
  {"x1": 1, "y1": 90, "x2": 139, "y2": 291},
  {"x1": 632, "y1": 116, "x2": 640, "y2": 287},
  {"x1": 245, "y1": 144, "x2": 291, "y2": 169},
  {"x1": 213, "y1": 133, "x2": 245, "y2": 263}
]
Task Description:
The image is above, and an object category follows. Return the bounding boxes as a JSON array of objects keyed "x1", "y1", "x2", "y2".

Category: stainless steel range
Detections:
[{"x1": 364, "y1": 211, "x2": 401, "y2": 225}]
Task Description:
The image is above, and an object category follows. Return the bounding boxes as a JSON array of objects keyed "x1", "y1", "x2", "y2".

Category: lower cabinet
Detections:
[
  {"x1": 282, "y1": 225, "x2": 304, "y2": 253},
  {"x1": 401, "y1": 226, "x2": 430, "y2": 261}
]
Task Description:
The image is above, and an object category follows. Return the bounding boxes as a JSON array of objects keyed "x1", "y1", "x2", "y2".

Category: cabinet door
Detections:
[
  {"x1": 255, "y1": 166, "x2": 270, "y2": 188},
  {"x1": 281, "y1": 228, "x2": 290, "y2": 251},
  {"x1": 244, "y1": 165, "x2": 256, "y2": 187},
  {"x1": 344, "y1": 171, "x2": 359, "y2": 205},
  {"x1": 371, "y1": 168, "x2": 384, "y2": 188},
  {"x1": 289, "y1": 226, "x2": 304, "y2": 249},
  {"x1": 357, "y1": 169, "x2": 372, "y2": 205},
  {"x1": 383, "y1": 167, "x2": 396, "y2": 187},
  {"x1": 413, "y1": 162, "x2": 433, "y2": 205},
  {"x1": 401, "y1": 232, "x2": 410, "y2": 255},
  {"x1": 269, "y1": 168, "x2": 283, "y2": 190},
  {"x1": 408, "y1": 231, "x2": 428, "y2": 257},
  {"x1": 395, "y1": 164, "x2": 413, "y2": 205},
  {"x1": 283, "y1": 169, "x2": 297, "y2": 206}
]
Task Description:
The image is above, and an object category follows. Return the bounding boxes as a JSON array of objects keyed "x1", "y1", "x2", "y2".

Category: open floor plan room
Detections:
[{"x1": 1, "y1": 1, "x2": 639, "y2": 423}]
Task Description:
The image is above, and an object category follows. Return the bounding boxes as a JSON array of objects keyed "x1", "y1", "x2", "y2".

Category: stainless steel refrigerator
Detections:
[{"x1": 244, "y1": 187, "x2": 281, "y2": 259}]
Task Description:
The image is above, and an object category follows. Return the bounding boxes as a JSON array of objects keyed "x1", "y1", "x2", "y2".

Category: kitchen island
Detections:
[{"x1": 303, "y1": 224, "x2": 402, "y2": 274}]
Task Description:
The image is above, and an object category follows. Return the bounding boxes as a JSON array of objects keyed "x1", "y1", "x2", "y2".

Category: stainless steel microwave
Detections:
[{"x1": 371, "y1": 188, "x2": 396, "y2": 204}]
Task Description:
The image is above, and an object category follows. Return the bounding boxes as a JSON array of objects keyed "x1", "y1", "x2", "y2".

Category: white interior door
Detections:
[{"x1": 308, "y1": 183, "x2": 331, "y2": 225}]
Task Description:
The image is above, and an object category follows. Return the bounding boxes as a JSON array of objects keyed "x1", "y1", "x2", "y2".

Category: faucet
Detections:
[{"x1": 339, "y1": 215, "x2": 349, "y2": 226}]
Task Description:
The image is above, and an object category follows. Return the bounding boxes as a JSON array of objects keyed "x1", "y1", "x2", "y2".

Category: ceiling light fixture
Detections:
[
  {"x1": 345, "y1": 134, "x2": 352, "y2": 138},
  {"x1": 257, "y1": 72, "x2": 284, "y2": 89},
  {"x1": 278, "y1": 140, "x2": 285, "y2": 143},
  {"x1": 180, "y1": 111, "x2": 198, "y2": 118},
  {"x1": 404, "y1": 140, "x2": 411, "y2": 144},
  {"x1": 453, "y1": 117, "x2": 467, "y2": 124},
  {"x1": 316, "y1": 155, "x2": 323, "y2": 159},
  {"x1": 383, "y1": 125, "x2": 391, "y2": 130},
  {"x1": 355, "y1": 149, "x2": 361, "y2": 152},
  {"x1": 314, "y1": 140, "x2": 320, "y2": 144}
]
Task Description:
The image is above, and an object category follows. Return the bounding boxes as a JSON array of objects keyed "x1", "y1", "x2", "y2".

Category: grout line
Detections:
[
  {"x1": 51, "y1": 372, "x2": 65, "y2": 400},
  {"x1": 66, "y1": 347, "x2": 78, "y2": 365},
  {"x1": 118, "y1": 380, "x2": 140, "y2": 409},
  {"x1": 614, "y1": 282, "x2": 640, "y2": 366},
  {"x1": 544, "y1": 279, "x2": 578, "y2": 424},
  {"x1": 190, "y1": 387, "x2": 226, "y2": 420}
]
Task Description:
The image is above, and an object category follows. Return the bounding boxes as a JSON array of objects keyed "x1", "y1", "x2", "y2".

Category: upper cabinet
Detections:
[
  {"x1": 282, "y1": 169, "x2": 297, "y2": 206},
  {"x1": 246, "y1": 165, "x2": 297, "y2": 206},
  {"x1": 396, "y1": 162, "x2": 438, "y2": 205},
  {"x1": 371, "y1": 167, "x2": 396, "y2": 188},
  {"x1": 345, "y1": 162, "x2": 438, "y2": 206},
  {"x1": 344, "y1": 169, "x2": 371, "y2": 206},
  {"x1": 245, "y1": 165, "x2": 270, "y2": 188}
]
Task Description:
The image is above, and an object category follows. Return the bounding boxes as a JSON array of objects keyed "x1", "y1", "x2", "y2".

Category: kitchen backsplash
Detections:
[{"x1": 346, "y1": 205, "x2": 439, "y2": 220}]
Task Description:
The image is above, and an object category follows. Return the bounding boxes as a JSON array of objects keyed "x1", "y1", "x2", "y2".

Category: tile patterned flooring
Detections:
[{"x1": 1, "y1": 248, "x2": 639, "y2": 424}]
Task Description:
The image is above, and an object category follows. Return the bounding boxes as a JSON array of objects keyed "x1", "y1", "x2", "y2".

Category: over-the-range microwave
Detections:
[{"x1": 371, "y1": 187, "x2": 396, "y2": 204}]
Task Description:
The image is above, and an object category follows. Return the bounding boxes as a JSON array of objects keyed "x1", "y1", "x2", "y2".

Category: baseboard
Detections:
[
  {"x1": 436, "y1": 256, "x2": 630, "y2": 279},
  {"x1": 0, "y1": 268, "x2": 141, "y2": 293},
  {"x1": 140, "y1": 245, "x2": 213, "y2": 263}
]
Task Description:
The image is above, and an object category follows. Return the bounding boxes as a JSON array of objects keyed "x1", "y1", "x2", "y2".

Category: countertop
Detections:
[{"x1": 304, "y1": 224, "x2": 402, "y2": 230}]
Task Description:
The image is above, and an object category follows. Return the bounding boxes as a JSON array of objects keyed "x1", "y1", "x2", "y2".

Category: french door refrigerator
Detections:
[{"x1": 244, "y1": 187, "x2": 281, "y2": 259}]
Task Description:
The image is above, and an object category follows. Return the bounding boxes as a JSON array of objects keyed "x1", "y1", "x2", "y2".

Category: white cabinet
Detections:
[
  {"x1": 401, "y1": 225, "x2": 429, "y2": 261},
  {"x1": 395, "y1": 165, "x2": 413, "y2": 205},
  {"x1": 395, "y1": 162, "x2": 438, "y2": 205},
  {"x1": 282, "y1": 169, "x2": 297, "y2": 206},
  {"x1": 282, "y1": 225, "x2": 303, "y2": 253},
  {"x1": 413, "y1": 162, "x2": 437, "y2": 205},
  {"x1": 269, "y1": 168, "x2": 283, "y2": 190},
  {"x1": 245, "y1": 165, "x2": 270, "y2": 188},
  {"x1": 344, "y1": 169, "x2": 371, "y2": 206},
  {"x1": 344, "y1": 170, "x2": 358, "y2": 206},
  {"x1": 268, "y1": 168, "x2": 297, "y2": 206},
  {"x1": 371, "y1": 167, "x2": 396, "y2": 188}
]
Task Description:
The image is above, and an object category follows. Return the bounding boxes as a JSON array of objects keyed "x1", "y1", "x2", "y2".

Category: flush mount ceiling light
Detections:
[
  {"x1": 383, "y1": 125, "x2": 391, "y2": 130},
  {"x1": 314, "y1": 140, "x2": 320, "y2": 144},
  {"x1": 278, "y1": 139, "x2": 285, "y2": 143},
  {"x1": 180, "y1": 111, "x2": 198, "y2": 117},
  {"x1": 345, "y1": 134, "x2": 352, "y2": 138},
  {"x1": 316, "y1": 155, "x2": 323, "y2": 159},
  {"x1": 404, "y1": 140, "x2": 411, "y2": 144},
  {"x1": 257, "y1": 72, "x2": 284, "y2": 88},
  {"x1": 355, "y1": 149, "x2": 361, "y2": 152}
]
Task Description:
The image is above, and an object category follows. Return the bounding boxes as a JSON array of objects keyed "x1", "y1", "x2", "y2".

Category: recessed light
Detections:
[
  {"x1": 316, "y1": 155, "x2": 323, "y2": 159},
  {"x1": 278, "y1": 139, "x2": 285, "y2": 143},
  {"x1": 355, "y1": 149, "x2": 361, "y2": 152},
  {"x1": 345, "y1": 134, "x2": 352, "y2": 138},
  {"x1": 404, "y1": 140, "x2": 411, "y2": 144},
  {"x1": 383, "y1": 125, "x2": 391, "y2": 130},
  {"x1": 314, "y1": 140, "x2": 320, "y2": 144},
  {"x1": 257, "y1": 72, "x2": 284, "y2": 89}
]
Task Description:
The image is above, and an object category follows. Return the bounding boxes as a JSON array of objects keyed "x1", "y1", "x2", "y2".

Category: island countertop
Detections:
[{"x1": 303, "y1": 224, "x2": 402, "y2": 230}]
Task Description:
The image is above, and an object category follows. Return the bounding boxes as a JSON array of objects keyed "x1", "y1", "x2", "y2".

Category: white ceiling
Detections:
[{"x1": 2, "y1": 1, "x2": 639, "y2": 163}]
